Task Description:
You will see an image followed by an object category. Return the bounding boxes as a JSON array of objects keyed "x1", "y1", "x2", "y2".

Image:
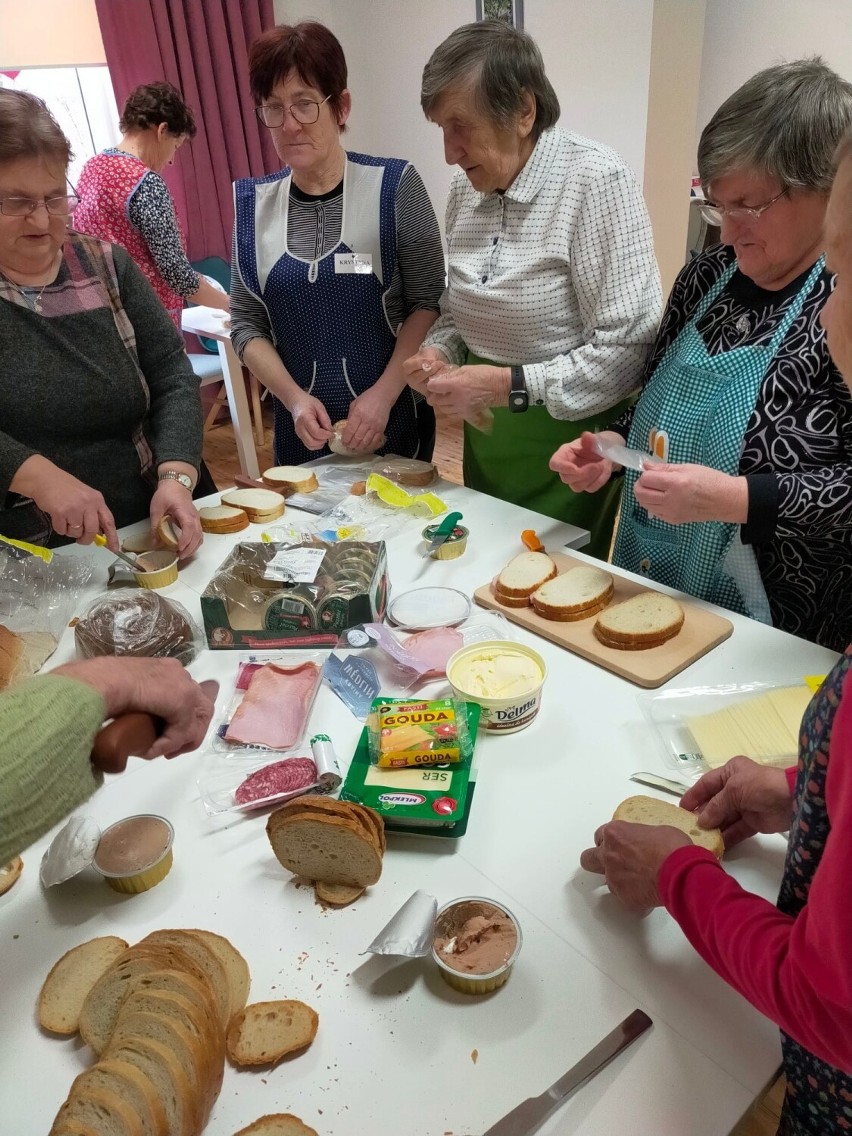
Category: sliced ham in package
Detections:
[{"x1": 212, "y1": 652, "x2": 326, "y2": 755}]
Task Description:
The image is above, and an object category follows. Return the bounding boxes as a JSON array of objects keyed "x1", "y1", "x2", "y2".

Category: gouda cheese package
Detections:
[{"x1": 369, "y1": 697, "x2": 463, "y2": 768}]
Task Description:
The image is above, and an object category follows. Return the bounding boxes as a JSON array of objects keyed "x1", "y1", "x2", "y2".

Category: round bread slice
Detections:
[
  {"x1": 0, "y1": 854, "x2": 23, "y2": 895},
  {"x1": 65, "y1": 1059, "x2": 166, "y2": 1136},
  {"x1": 267, "y1": 812, "x2": 383, "y2": 887},
  {"x1": 594, "y1": 592, "x2": 684, "y2": 650},
  {"x1": 492, "y1": 584, "x2": 536, "y2": 608},
  {"x1": 275, "y1": 796, "x2": 383, "y2": 855},
  {"x1": 226, "y1": 1000, "x2": 318, "y2": 1067},
  {"x1": 270, "y1": 805, "x2": 381, "y2": 866},
  {"x1": 50, "y1": 1085, "x2": 144, "y2": 1136},
  {"x1": 138, "y1": 930, "x2": 231, "y2": 1029},
  {"x1": 262, "y1": 466, "x2": 319, "y2": 494},
  {"x1": 613, "y1": 795, "x2": 724, "y2": 857},
  {"x1": 220, "y1": 488, "x2": 286, "y2": 522},
  {"x1": 104, "y1": 1036, "x2": 195, "y2": 1136},
  {"x1": 234, "y1": 1114, "x2": 319, "y2": 1136},
  {"x1": 186, "y1": 930, "x2": 251, "y2": 1023},
  {"x1": 315, "y1": 881, "x2": 365, "y2": 907},
  {"x1": 156, "y1": 515, "x2": 181, "y2": 550},
  {"x1": 496, "y1": 551, "x2": 557, "y2": 598},
  {"x1": 199, "y1": 505, "x2": 250, "y2": 534},
  {"x1": 39, "y1": 935, "x2": 129, "y2": 1035},
  {"x1": 530, "y1": 565, "x2": 614, "y2": 621}
]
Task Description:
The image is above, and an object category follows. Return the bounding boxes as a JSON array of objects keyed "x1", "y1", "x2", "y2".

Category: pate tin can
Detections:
[{"x1": 422, "y1": 524, "x2": 469, "y2": 560}]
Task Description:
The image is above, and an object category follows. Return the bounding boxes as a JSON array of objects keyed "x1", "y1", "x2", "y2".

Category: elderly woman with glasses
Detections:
[
  {"x1": 0, "y1": 90, "x2": 204, "y2": 556},
  {"x1": 552, "y1": 59, "x2": 852, "y2": 651},
  {"x1": 403, "y1": 20, "x2": 662, "y2": 559},
  {"x1": 231, "y1": 22, "x2": 445, "y2": 464}
]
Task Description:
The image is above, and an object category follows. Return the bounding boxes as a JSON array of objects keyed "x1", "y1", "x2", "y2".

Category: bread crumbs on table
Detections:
[{"x1": 471, "y1": 1048, "x2": 478, "y2": 1064}]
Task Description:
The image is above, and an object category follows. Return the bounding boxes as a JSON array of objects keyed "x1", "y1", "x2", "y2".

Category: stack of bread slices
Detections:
[
  {"x1": 261, "y1": 466, "x2": 319, "y2": 495},
  {"x1": 219, "y1": 489, "x2": 286, "y2": 526},
  {"x1": 494, "y1": 552, "x2": 614, "y2": 622},
  {"x1": 594, "y1": 593, "x2": 685, "y2": 650},
  {"x1": 41, "y1": 929, "x2": 322, "y2": 1135},
  {"x1": 267, "y1": 796, "x2": 385, "y2": 907}
]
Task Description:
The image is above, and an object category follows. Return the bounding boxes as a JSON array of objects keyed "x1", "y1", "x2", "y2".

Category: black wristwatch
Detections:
[{"x1": 508, "y1": 365, "x2": 529, "y2": 413}]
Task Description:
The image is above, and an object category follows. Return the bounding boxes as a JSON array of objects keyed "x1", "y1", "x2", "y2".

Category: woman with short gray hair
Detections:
[
  {"x1": 404, "y1": 20, "x2": 661, "y2": 559},
  {"x1": 552, "y1": 58, "x2": 852, "y2": 652}
]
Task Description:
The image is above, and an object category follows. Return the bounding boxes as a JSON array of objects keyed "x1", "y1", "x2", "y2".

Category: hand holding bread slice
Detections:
[{"x1": 613, "y1": 795, "x2": 724, "y2": 857}]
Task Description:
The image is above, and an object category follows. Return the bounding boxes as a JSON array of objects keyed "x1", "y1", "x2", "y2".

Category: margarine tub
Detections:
[{"x1": 447, "y1": 639, "x2": 546, "y2": 732}]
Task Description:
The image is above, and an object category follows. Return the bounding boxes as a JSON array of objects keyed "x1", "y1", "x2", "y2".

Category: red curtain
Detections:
[{"x1": 94, "y1": 0, "x2": 280, "y2": 261}]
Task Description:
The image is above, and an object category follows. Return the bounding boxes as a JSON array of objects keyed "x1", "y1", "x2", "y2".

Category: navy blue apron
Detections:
[{"x1": 235, "y1": 153, "x2": 420, "y2": 465}]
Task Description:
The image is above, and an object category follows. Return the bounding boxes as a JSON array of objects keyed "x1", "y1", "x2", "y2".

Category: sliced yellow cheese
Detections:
[{"x1": 686, "y1": 686, "x2": 809, "y2": 768}]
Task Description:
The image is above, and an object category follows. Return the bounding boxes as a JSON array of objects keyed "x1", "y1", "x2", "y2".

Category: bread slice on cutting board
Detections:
[
  {"x1": 261, "y1": 466, "x2": 319, "y2": 494},
  {"x1": 594, "y1": 592, "x2": 684, "y2": 649},
  {"x1": 613, "y1": 795, "x2": 724, "y2": 857},
  {"x1": 220, "y1": 489, "x2": 285, "y2": 523},
  {"x1": 530, "y1": 565, "x2": 614, "y2": 621},
  {"x1": 494, "y1": 551, "x2": 557, "y2": 605}
]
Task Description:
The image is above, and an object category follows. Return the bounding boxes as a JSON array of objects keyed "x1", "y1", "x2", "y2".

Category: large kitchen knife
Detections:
[{"x1": 481, "y1": 1009, "x2": 652, "y2": 1136}]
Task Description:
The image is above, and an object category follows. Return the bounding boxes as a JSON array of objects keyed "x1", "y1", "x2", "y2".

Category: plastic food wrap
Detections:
[
  {"x1": 367, "y1": 695, "x2": 473, "y2": 768},
  {"x1": 74, "y1": 591, "x2": 202, "y2": 666},
  {"x1": 198, "y1": 733, "x2": 342, "y2": 817},
  {"x1": 200, "y1": 539, "x2": 389, "y2": 649},
  {"x1": 211, "y1": 652, "x2": 326, "y2": 754}
]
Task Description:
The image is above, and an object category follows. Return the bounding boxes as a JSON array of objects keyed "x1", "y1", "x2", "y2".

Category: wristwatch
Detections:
[
  {"x1": 508, "y1": 365, "x2": 529, "y2": 413},
  {"x1": 158, "y1": 470, "x2": 193, "y2": 491}
]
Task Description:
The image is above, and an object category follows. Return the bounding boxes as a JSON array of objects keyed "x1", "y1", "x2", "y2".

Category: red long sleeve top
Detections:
[{"x1": 658, "y1": 691, "x2": 852, "y2": 1076}]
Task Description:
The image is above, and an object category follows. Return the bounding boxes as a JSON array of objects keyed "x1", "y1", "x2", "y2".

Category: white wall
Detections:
[
  {"x1": 274, "y1": 0, "x2": 655, "y2": 232},
  {"x1": 696, "y1": 0, "x2": 852, "y2": 151}
]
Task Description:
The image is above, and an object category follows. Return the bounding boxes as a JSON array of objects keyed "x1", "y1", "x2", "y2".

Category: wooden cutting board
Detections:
[{"x1": 473, "y1": 553, "x2": 734, "y2": 689}]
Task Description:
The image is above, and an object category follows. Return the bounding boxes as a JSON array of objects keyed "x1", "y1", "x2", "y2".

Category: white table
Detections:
[
  {"x1": 182, "y1": 306, "x2": 261, "y2": 479},
  {"x1": 0, "y1": 485, "x2": 837, "y2": 1135}
]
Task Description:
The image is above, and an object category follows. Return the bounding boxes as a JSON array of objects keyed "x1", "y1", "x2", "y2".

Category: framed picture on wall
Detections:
[{"x1": 475, "y1": 0, "x2": 524, "y2": 30}]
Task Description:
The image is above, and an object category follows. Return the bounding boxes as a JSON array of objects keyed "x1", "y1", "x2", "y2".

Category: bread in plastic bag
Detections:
[{"x1": 74, "y1": 591, "x2": 201, "y2": 666}]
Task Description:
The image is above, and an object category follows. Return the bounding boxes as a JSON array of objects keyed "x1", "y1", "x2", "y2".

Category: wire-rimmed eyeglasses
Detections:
[
  {"x1": 255, "y1": 94, "x2": 332, "y2": 129},
  {"x1": 699, "y1": 189, "x2": 787, "y2": 228},
  {"x1": 0, "y1": 194, "x2": 79, "y2": 217}
]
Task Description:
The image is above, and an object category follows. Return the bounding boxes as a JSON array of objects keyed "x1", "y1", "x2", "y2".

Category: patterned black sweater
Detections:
[{"x1": 614, "y1": 243, "x2": 852, "y2": 653}]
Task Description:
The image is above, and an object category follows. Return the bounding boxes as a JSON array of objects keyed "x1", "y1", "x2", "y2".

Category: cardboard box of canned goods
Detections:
[{"x1": 201, "y1": 540, "x2": 389, "y2": 649}]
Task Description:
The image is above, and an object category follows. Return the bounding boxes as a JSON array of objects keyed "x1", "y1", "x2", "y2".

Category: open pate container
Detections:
[
  {"x1": 365, "y1": 889, "x2": 523, "y2": 995},
  {"x1": 40, "y1": 813, "x2": 175, "y2": 894}
]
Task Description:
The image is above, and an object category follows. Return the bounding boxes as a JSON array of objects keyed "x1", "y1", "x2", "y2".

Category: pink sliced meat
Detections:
[
  {"x1": 235, "y1": 758, "x2": 318, "y2": 806},
  {"x1": 225, "y1": 661, "x2": 321, "y2": 749},
  {"x1": 402, "y1": 627, "x2": 464, "y2": 678}
]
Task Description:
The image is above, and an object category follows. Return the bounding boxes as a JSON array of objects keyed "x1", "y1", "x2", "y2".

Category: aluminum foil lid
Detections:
[
  {"x1": 363, "y1": 889, "x2": 437, "y2": 958},
  {"x1": 40, "y1": 815, "x2": 101, "y2": 887}
]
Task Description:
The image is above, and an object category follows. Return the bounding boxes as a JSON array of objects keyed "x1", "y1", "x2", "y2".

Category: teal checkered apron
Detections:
[{"x1": 612, "y1": 258, "x2": 824, "y2": 620}]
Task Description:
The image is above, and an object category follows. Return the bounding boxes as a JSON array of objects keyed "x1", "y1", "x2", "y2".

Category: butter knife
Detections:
[
  {"x1": 629, "y1": 772, "x2": 688, "y2": 798},
  {"x1": 481, "y1": 1008, "x2": 652, "y2": 1136}
]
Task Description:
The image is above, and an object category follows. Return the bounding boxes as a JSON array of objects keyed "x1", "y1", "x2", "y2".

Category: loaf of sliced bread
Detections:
[
  {"x1": 234, "y1": 1115, "x2": 319, "y2": 1136},
  {"x1": 267, "y1": 811, "x2": 383, "y2": 887},
  {"x1": 530, "y1": 565, "x2": 614, "y2": 621},
  {"x1": 105, "y1": 1036, "x2": 195, "y2": 1136},
  {"x1": 594, "y1": 592, "x2": 684, "y2": 649},
  {"x1": 495, "y1": 551, "x2": 557, "y2": 599},
  {"x1": 65, "y1": 1059, "x2": 166, "y2": 1136},
  {"x1": 226, "y1": 1000, "x2": 318, "y2": 1066},
  {"x1": 613, "y1": 795, "x2": 724, "y2": 857},
  {"x1": 262, "y1": 466, "x2": 319, "y2": 494},
  {"x1": 220, "y1": 488, "x2": 286, "y2": 522},
  {"x1": 49, "y1": 1085, "x2": 144, "y2": 1136},
  {"x1": 138, "y1": 930, "x2": 231, "y2": 1028},
  {"x1": 274, "y1": 795, "x2": 382, "y2": 855},
  {"x1": 39, "y1": 935, "x2": 128, "y2": 1035},
  {"x1": 199, "y1": 505, "x2": 250, "y2": 534}
]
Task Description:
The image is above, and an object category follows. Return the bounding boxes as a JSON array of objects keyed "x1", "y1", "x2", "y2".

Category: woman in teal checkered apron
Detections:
[{"x1": 612, "y1": 256, "x2": 823, "y2": 621}]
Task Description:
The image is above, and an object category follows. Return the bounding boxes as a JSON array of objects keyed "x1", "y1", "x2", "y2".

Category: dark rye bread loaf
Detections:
[{"x1": 75, "y1": 592, "x2": 196, "y2": 665}]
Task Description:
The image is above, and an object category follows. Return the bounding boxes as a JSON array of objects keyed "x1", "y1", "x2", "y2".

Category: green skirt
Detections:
[{"x1": 462, "y1": 352, "x2": 632, "y2": 560}]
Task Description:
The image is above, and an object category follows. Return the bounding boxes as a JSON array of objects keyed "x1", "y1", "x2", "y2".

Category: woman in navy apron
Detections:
[
  {"x1": 551, "y1": 60, "x2": 852, "y2": 653},
  {"x1": 231, "y1": 22, "x2": 445, "y2": 465}
]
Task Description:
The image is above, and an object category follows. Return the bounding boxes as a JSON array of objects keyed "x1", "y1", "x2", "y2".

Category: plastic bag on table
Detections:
[
  {"x1": 209, "y1": 651, "x2": 326, "y2": 756},
  {"x1": 74, "y1": 591, "x2": 202, "y2": 666},
  {"x1": 0, "y1": 541, "x2": 95, "y2": 685}
]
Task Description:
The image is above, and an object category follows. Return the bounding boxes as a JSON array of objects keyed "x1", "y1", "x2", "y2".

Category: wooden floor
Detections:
[{"x1": 204, "y1": 402, "x2": 784, "y2": 1136}]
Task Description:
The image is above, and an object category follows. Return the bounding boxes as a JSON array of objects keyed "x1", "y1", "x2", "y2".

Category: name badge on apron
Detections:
[{"x1": 335, "y1": 252, "x2": 373, "y2": 274}]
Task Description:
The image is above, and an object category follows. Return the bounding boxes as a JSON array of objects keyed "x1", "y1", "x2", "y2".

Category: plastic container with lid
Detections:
[
  {"x1": 40, "y1": 813, "x2": 174, "y2": 894},
  {"x1": 431, "y1": 896, "x2": 523, "y2": 995},
  {"x1": 446, "y1": 639, "x2": 546, "y2": 732}
]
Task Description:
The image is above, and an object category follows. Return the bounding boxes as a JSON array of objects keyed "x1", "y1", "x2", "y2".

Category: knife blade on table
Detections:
[
  {"x1": 629, "y1": 772, "x2": 689, "y2": 798},
  {"x1": 481, "y1": 1008, "x2": 652, "y2": 1136},
  {"x1": 423, "y1": 510, "x2": 463, "y2": 557}
]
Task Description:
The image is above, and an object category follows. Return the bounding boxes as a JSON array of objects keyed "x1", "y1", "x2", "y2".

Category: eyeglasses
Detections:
[
  {"x1": 699, "y1": 189, "x2": 787, "y2": 228},
  {"x1": 0, "y1": 194, "x2": 79, "y2": 217},
  {"x1": 255, "y1": 95, "x2": 331, "y2": 129}
]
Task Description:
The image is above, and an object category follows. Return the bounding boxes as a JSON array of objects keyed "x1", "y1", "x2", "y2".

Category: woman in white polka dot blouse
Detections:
[
  {"x1": 403, "y1": 20, "x2": 662, "y2": 559},
  {"x1": 231, "y1": 22, "x2": 446, "y2": 466}
]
